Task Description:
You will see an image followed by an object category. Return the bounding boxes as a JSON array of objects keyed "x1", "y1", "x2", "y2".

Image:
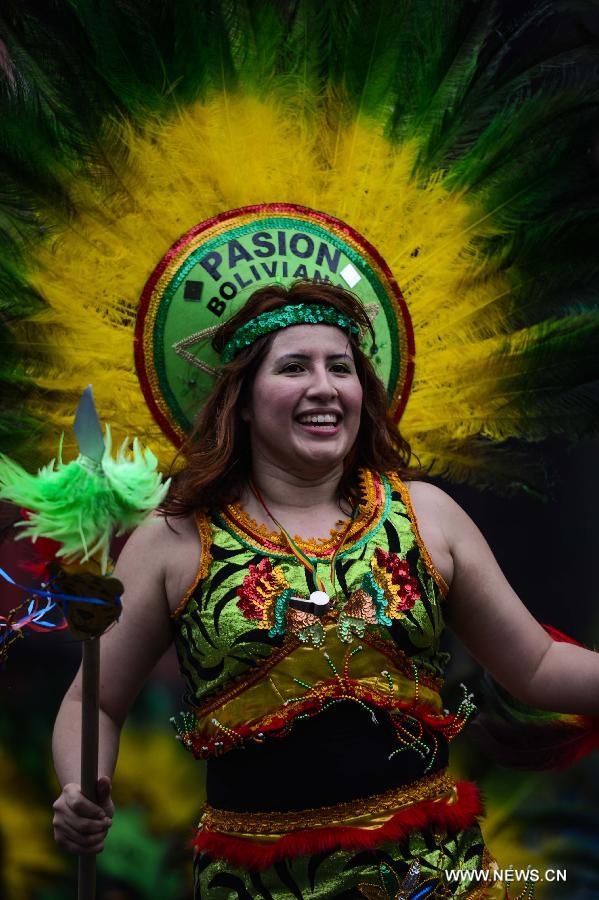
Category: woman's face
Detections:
[{"x1": 244, "y1": 324, "x2": 363, "y2": 478}]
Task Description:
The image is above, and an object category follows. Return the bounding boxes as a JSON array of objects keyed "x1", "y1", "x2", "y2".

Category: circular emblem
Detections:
[{"x1": 135, "y1": 203, "x2": 414, "y2": 447}]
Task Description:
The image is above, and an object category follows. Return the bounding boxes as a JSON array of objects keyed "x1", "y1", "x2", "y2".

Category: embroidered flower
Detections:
[
  {"x1": 285, "y1": 606, "x2": 325, "y2": 647},
  {"x1": 338, "y1": 588, "x2": 380, "y2": 642},
  {"x1": 357, "y1": 859, "x2": 440, "y2": 899},
  {"x1": 236, "y1": 558, "x2": 290, "y2": 629},
  {"x1": 370, "y1": 548, "x2": 421, "y2": 619},
  {"x1": 342, "y1": 588, "x2": 379, "y2": 623}
]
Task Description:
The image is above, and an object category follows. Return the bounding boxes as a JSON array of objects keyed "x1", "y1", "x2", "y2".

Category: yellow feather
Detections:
[{"x1": 13, "y1": 90, "x2": 529, "y2": 474}]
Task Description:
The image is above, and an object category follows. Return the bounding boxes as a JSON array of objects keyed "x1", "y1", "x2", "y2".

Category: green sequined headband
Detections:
[{"x1": 220, "y1": 303, "x2": 361, "y2": 364}]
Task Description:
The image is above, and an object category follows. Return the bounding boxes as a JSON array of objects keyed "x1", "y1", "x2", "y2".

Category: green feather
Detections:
[{"x1": 0, "y1": 426, "x2": 169, "y2": 572}]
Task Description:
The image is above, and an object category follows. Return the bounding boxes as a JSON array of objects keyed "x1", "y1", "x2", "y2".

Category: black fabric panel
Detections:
[{"x1": 206, "y1": 701, "x2": 448, "y2": 812}]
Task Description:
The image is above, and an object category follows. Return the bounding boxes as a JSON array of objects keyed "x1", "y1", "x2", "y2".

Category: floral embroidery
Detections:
[
  {"x1": 337, "y1": 587, "x2": 381, "y2": 642},
  {"x1": 236, "y1": 558, "x2": 325, "y2": 643},
  {"x1": 285, "y1": 606, "x2": 325, "y2": 646},
  {"x1": 334, "y1": 549, "x2": 421, "y2": 645},
  {"x1": 236, "y1": 559, "x2": 292, "y2": 632},
  {"x1": 357, "y1": 860, "x2": 439, "y2": 899},
  {"x1": 237, "y1": 548, "x2": 422, "y2": 644},
  {"x1": 371, "y1": 548, "x2": 421, "y2": 619}
]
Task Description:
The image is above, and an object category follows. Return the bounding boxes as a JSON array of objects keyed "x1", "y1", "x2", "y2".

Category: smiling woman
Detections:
[
  {"x1": 162, "y1": 282, "x2": 418, "y2": 517},
  {"x1": 243, "y1": 325, "x2": 364, "y2": 483},
  {"x1": 52, "y1": 281, "x2": 599, "y2": 900}
]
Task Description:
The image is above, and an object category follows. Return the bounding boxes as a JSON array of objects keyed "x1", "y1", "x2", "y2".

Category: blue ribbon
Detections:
[{"x1": 0, "y1": 566, "x2": 122, "y2": 609}]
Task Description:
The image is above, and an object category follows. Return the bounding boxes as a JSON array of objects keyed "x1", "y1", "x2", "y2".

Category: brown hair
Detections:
[{"x1": 161, "y1": 281, "x2": 423, "y2": 516}]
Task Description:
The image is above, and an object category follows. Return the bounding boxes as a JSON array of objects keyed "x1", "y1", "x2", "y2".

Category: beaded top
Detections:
[
  {"x1": 220, "y1": 303, "x2": 361, "y2": 363},
  {"x1": 168, "y1": 470, "x2": 474, "y2": 767}
]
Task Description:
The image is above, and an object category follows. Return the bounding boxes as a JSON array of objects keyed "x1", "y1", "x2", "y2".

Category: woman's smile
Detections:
[{"x1": 295, "y1": 407, "x2": 343, "y2": 435}]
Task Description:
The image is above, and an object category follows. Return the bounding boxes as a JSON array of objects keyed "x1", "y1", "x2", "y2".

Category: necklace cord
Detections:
[{"x1": 248, "y1": 479, "x2": 356, "y2": 601}]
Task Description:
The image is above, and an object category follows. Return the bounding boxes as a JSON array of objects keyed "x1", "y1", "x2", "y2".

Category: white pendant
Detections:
[{"x1": 309, "y1": 591, "x2": 330, "y2": 605}]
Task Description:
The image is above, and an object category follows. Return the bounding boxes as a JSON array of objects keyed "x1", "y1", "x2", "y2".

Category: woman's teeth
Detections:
[{"x1": 298, "y1": 414, "x2": 338, "y2": 424}]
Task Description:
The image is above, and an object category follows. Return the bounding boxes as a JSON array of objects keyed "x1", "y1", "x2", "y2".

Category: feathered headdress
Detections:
[{"x1": 1, "y1": 0, "x2": 598, "y2": 488}]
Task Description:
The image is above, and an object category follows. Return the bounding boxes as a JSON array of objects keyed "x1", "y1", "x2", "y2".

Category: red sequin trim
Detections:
[
  {"x1": 373, "y1": 547, "x2": 421, "y2": 615},
  {"x1": 236, "y1": 558, "x2": 288, "y2": 628}
]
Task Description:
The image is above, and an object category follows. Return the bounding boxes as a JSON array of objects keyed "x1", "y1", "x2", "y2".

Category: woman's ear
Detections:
[{"x1": 240, "y1": 405, "x2": 251, "y2": 424}]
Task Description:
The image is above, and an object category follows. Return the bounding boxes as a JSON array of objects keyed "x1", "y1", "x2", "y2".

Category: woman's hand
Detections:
[{"x1": 52, "y1": 775, "x2": 114, "y2": 855}]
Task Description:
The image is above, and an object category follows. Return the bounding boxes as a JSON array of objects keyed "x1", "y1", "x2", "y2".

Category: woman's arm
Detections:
[
  {"x1": 52, "y1": 515, "x2": 177, "y2": 853},
  {"x1": 428, "y1": 485, "x2": 599, "y2": 715}
]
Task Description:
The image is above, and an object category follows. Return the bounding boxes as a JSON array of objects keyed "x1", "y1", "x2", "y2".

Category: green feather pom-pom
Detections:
[{"x1": 0, "y1": 427, "x2": 169, "y2": 573}]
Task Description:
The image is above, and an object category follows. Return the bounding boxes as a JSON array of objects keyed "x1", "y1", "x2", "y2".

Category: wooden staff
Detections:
[
  {"x1": 79, "y1": 636, "x2": 100, "y2": 899},
  {"x1": 0, "y1": 387, "x2": 162, "y2": 899},
  {"x1": 52, "y1": 563, "x2": 122, "y2": 900},
  {"x1": 71, "y1": 386, "x2": 116, "y2": 900}
]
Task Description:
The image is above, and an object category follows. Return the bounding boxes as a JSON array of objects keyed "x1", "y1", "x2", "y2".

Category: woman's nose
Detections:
[{"x1": 306, "y1": 365, "x2": 338, "y2": 399}]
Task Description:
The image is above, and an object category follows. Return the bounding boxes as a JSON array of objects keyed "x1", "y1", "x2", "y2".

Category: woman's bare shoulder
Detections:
[
  {"x1": 124, "y1": 511, "x2": 199, "y2": 551},
  {"x1": 402, "y1": 478, "x2": 451, "y2": 505},
  {"x1": 117, "y1": 512, "x2": 203, "y2": 615},
  {"x1": 400, "y1": 479, "x2": 455, "y2": 586},
  {"x1": 402, "y1": 478, "x2": 464, "y2": 525},
  {"x1": 403, "y1": 480, "x2": 488, "y2": 538}
]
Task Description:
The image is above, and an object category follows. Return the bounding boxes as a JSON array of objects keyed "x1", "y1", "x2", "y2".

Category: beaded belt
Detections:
[{"x1": 200, "y1": 769, "x2": 455, "y2": 838}]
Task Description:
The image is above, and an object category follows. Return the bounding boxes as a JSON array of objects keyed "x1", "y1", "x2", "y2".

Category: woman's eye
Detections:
[{"x1": 279, "y1": 361, "x2": 352, "y2": 374}]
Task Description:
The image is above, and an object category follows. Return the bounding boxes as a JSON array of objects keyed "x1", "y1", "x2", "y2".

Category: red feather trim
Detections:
[
  {"x1": 191, "y1": 780, "x2": 482, "y2": 870},
  {"x1": 551, "y1": 721, "x2": 599, "y2": 767},
  {"x1": 18, "y1": 509, "x2": 62, "y2": 579},
  {"x1": 542, "y1": 623, "x2": 584, "y2": 647},
  {"x1": 541, "y1": 622, "x2": 599, "y2": 766},
  {"x1": 473, "y1": 623, "x2": 599, "y2": 769},
  {"x1": 473, "y1": 714, "x2": 599, "y2": 769}
]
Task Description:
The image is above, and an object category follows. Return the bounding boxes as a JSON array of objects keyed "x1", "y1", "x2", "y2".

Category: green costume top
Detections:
[
  {"x1": 169, "y1": 469, "x2": 506, "y2": 899},
  {"x1": 170, "y1": 468, "x2": 457, "y2": 760}
]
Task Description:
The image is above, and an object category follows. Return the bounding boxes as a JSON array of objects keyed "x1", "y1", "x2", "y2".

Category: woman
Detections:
[{"x1": 52, "y1": 282, "x2": 599, "y2": 898}]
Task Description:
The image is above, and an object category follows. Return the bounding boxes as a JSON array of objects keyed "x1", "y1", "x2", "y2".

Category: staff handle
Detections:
[{"x1": 78, "y1": 637, "x2": 100, "y2": 900}]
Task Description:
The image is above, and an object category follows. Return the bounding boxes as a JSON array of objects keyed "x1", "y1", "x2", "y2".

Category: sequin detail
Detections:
[
  {"x1": 388, "y1": 473, "x2": 450, "y2": 597},
  {"x1": 221, "y1": 303, "x2": 361, "y2": 364},
  {"x1": 199, "y1": 770, "x2": 455, "y2": 834},
  {"x1": 285, "y1": 606, "x2": 325, "y2": 646},
  {"x1": 357, "y1": 859, "x2": 439, "y2": 900},
  {"x1": 171, "y1": 643, "x2": 475, "y2": 760},
  {"x1": 219, "y1": 468, "x2": 389, "y2": 559},
  {"x1": 236, "y1": 558, "x2": 293, "y2": 634},
  {"x1": 337, "y1": 587, "x2": 382, "y2": 642},
  {"x1": 371, "y1": 548, "x2": 421, "y2": 619}
]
